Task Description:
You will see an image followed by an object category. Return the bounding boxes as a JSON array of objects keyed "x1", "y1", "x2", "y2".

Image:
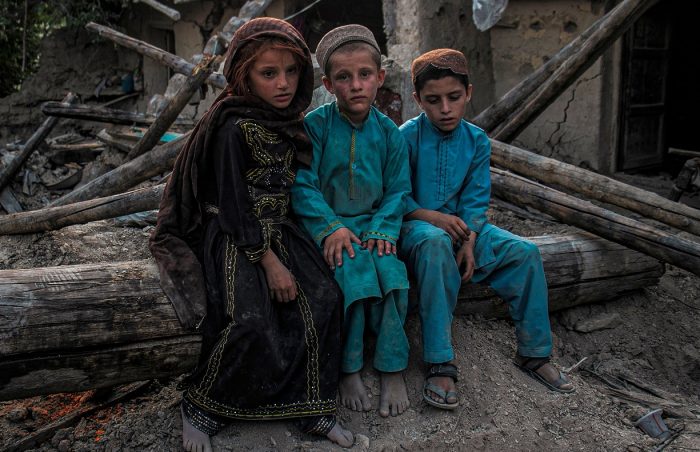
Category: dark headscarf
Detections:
[{"x1": 150, "y1": 17, "x2": 314, "y2": 329}]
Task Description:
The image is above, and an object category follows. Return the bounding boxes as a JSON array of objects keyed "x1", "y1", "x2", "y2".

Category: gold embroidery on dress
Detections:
[
  {"x1": 273, "y1": 229, "x2": 322, "y2": 402},
  {"x1": 253, "y1": 194, "x2": 289, "y2": 218},
  {"x1": 239, "y1": 121, "x2": 295, "y2": 186},
  {"x1": 196, "y1": 235, "x2": 238, "y2": 396},
  {"x1": 243, "y1": 221, "x2": 271, "y2": 262}
]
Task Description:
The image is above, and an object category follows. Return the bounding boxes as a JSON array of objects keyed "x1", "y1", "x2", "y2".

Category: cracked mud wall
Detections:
[
  {"x1": 490, "y1": 0, "x2": 614, "y2": 171},
  {"x1": 384, "y1": 0, "x2": 496, "y2": 117}
]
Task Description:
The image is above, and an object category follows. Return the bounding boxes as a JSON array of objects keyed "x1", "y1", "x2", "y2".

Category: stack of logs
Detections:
[{"x1": 1, "y1": 0, "x2": 698, "y2": 401}]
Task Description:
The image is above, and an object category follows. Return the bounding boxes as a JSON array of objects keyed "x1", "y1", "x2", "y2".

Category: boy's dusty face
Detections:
[
  {"x1": 322, "y1": 48, "x2": 385, "y2": 124},
  {"x1": 414, "y1": 76, "x2": 472, "y2": 133}
]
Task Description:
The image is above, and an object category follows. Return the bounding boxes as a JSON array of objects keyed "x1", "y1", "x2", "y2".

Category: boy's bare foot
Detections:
[
  {"x1": 379, "y1": 371, "x2": 409, "y2": 417},
  {"x1": 327, "y1": 422, "x2": 355, "y2": 448},
  {"x1": 339, "y1": 372, "x2": 372, "y2": 411},
  {"x1": 181, "y1": 405, "x2": 213, "y2": 452}
]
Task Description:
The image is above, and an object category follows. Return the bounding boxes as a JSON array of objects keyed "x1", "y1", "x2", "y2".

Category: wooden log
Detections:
[
  {"x1": 0, "y1": 185, "x2": 163, "y2": 235},
  {"x1": 135, "y1": 0, "x2": 180, "y2": 21},
  {"x1": 49, "y1": 133, "x2": 186, "y2": 207},
  {"x1": 473, "y1": 0, "x2": 659, "y2": 133},
  {"x1": 40, "y1": 102, "x2": 194, "y2": 127},
  {"x1": 128, "y1": 55, "x2": 220, "y2": 160},
  {"x1": 490, "y1": 139, "x2": 700, "y2": 236},
  {"x1": 85, "y1": 22, "x2": 227, "y2": 89},
  {"x1": 0, "y1": 93, "x2": 77, "y2": 192},
  {"x1": 0, "y1": 233, "x2": 663, "y2": 400},
  {"x1": 491, "y1": 167, "x2": 700, "y2": 275},
  {"x1": 489, "y1": 0, "x2": 660, "y2": 141}
]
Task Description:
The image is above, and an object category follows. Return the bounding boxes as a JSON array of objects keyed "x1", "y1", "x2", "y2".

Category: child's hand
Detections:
[
  {"x1": 362, "y1": 239, "x2": 396, "y2": 257},
  {"x1": 260, "y1": 250, "x2": 297, "y2": 302},
  {"x1": 323, "y1": 227, "x2": 361, "y2": 269},
  {"x1": 455, "y1": 240, "x2": 476, "y2": 282},
  {"x1": 427, "y1": 211, "x2": 470, "y2": 243}
]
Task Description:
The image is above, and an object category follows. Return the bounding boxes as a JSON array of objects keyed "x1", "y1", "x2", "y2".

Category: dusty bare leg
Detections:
[
  {"x1": 326, "y1": 422, "x2": 355, "y2": 448},
  {"x1": 379, "y1": 371, "x2": 409, "y2": 417},
  {"x1": 181, "y1": 404, "x2": 213, "y2": 452},
  {"x1": 339, "y1": 371, "x2": 372, "y2": 411}
]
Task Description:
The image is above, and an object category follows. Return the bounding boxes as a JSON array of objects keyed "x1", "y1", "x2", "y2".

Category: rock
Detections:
[
  {"x1": 7, "y1": 406, "x2": 29, "y2": 422},
  {"x1": 58, "y1": 439, "x2": 72, "y2": 452},
  {"x1": 356, "y1": 433, "x2": 370, "y2": 451},
  {"x1": 573, "y1": 313, "x2": 622, "y2": 333}
]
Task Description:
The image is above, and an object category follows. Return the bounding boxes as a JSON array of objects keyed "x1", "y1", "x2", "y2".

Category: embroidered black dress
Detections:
[{"x1": 180, "y1": 118, "x2": 342, "y2": 431}]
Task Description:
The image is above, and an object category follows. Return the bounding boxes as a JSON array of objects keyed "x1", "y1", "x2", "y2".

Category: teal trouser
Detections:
[
  {"x1": 399, "y1": 220, "x2": 553, "y2": 363},
  {"x1": 332, "y1": 242, "x2": 410, "y2": 374},
  {"x1": 341, "y1": 289, "x2": 409, "y2": 373}
]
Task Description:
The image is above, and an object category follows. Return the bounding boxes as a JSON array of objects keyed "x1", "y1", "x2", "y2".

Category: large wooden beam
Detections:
[
  {"x1": 0, "y1": 93, "x2": 77, "y2": 192},
  {"x1": 135, "y1": 0, "x2": 181, "y2": 21},
  {"x1": 473, "y1": 0, "x2": 659, "y2": 134},
  {"x1": 0, "y1": 185, "x2": 163, "y2": 235},
  {"x1": 491, "y1": 168, "x2": 700, "y2": 275},
  {"x1": 49, "y1": 134, "x2": 186, "y2": 207},
  {"x1": 40, "y1": 102, "x2": 194, "y2": 127},
  {"x1": 0, "y1": 233, "x2": 663, "y2": 400},
  {"x1": 490, "y1": 139, "x2": 700, "y2": 236}
]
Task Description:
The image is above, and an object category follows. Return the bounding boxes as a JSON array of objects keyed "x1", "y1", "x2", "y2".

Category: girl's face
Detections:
[{"x1": 248, "y1": 48, "x2": 300, "y2": 109}]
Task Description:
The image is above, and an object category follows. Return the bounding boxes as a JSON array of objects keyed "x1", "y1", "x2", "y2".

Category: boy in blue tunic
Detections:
[
  {"x1": 399, "y1": 49, "x2": 574, "y2": 410},
  {"x1": 291, "y1": 25, "x2": 412, "y2": 417}
]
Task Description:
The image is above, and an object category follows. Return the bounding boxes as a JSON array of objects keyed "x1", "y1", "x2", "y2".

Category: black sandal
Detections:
[
  {"x1": 515, "y1": 356, "x2": 575, "y2": 394},
  {"x1": 423, "y1": 363, "x2": 459, "y2": 410}
]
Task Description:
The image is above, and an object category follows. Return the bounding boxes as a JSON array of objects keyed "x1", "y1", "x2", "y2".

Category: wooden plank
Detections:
[
  {"x1": 0, "y1": 233, "x2": 662, "y2": 400},
  {"x1": 490, "y1": 139, "x2": 700, "y2": 235},
  {"x1": 40, "y1": 102, "x2": 194, "y2": 127},
  {"x1": 491, "y1": 167, "x2": 700, "y2": 275},
  {"x1": 0, "y1": 185, "x2": 164, "y2": 235}
]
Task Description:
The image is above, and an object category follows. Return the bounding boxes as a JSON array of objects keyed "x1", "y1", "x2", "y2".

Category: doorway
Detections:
[{"x1": 617, "y1": 0, "x2": 700, "y2": 173}]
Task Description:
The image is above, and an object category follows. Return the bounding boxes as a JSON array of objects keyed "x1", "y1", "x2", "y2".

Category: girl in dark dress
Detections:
[{"x1": 150, "y1": 17, "x2": 353, "y2": 451}]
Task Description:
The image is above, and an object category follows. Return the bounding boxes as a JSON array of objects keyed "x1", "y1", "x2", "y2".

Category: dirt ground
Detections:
[{"x1": 1, "y1": 173, "x2": 700, "y2": 451}]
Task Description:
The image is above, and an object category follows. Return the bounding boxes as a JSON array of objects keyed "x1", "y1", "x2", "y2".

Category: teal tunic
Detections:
[
  {"x1": 291, "y1": 103, "x2": 411, "y2": 372},
  {"x1": 399, "y1": 113, "x2": 552, "y2": 362}
]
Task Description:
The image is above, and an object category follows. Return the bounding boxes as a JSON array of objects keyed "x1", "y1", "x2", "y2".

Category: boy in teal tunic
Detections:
[
  {"x1": 291, "y1": 25, "x2": 412, "y2": 418},
  {"x1": 399, "y1": 49, "x2": 574, "y2": 410}
]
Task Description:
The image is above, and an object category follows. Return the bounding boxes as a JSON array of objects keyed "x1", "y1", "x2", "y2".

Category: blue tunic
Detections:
[
  {"x1": 291, "y1": 102, "x2": 411, "y2": 372},
  {"x1": 399, "y1": 113, "x2": 552, "y2": 361}
]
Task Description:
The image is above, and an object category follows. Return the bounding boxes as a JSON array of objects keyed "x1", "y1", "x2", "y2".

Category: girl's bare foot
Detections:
[
  {"x1": 379, "y1": 371, "x2": 409, "y2": 417},
  {"x1": 181, "y1": 405, "x2": 213, "y2": 452},
  {"x1": 326, "y1": 422, "x2": 355, "y2": 448},
  {"x1": 339, "y1": 371, "x2": 372, "y2": 411}
]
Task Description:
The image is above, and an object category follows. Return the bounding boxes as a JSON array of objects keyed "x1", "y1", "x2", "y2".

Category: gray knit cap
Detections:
[{"x1": 315, "y1": 24, "x2": 381, "y2": 74}]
